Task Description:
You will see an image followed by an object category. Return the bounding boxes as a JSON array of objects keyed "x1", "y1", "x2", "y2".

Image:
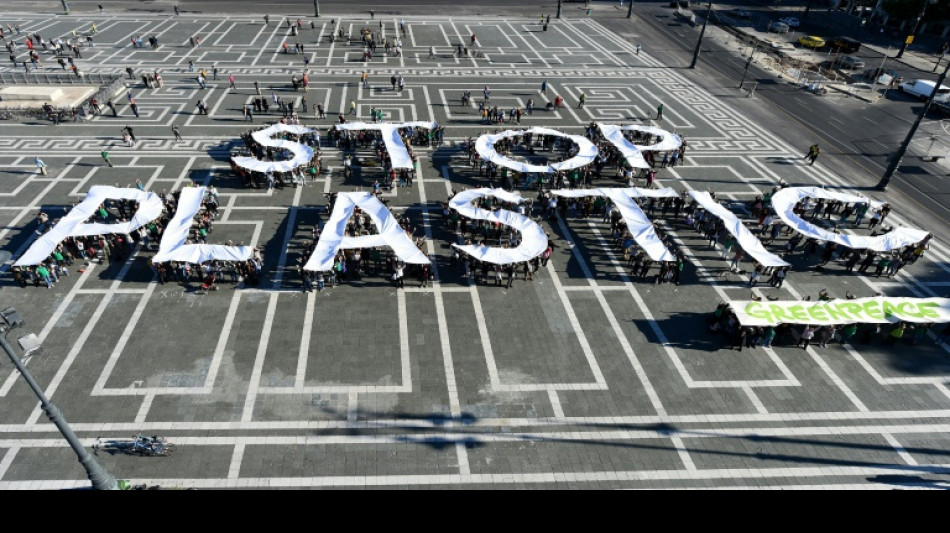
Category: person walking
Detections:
[
  {"x1": 635, "y1": 43, "x2": 642, "y2": 55},
  {"x1": 578, "y1": 93, "x2": 586, "y2": 108},
  {"x1": 35, "y1": 157, "x2": 47, "y2": 176},
  {"x1": 804, "y1": 144, "x2": 820, "y2": 165},
  {"x1": 541, "y1": 80, "x2": 548, "y2": 95},
  {"x1": 656, "y1": 103, "x2": 664, "y2": 121},
  {"x1": 100, "y1": 149, "x2": 113, "y2": 167},
  {"x1": 229, "y1": 74, "x2": 236, "y2": 91},
  {"x1": 172, "y1": 125, "x2": 183, "y2": 141}
]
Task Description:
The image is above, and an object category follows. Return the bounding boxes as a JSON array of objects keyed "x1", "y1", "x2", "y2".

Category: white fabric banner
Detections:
[
  {"x1": 335, "y1": 122, "x2": 437, "y2": 170},
  {"x1": 153, "y1": 187, "x2": 253, "y2": 264},
  {"x1": 732, "y1": 297, "x2": 950, "y2": 327},
  {"x1": 552, "y1": 188, "x2": 678, "y2": 262},
  {"x1": 16, "y1": 186, "x2": 164, "y2": 266},
  {"x1": 304, "y1": 192, "x2": 430, "y2": 271},
  {"x1": 474, "y1": 127, "x2": 598, "y2": 174},
  {"x1": 597, "y1": 124, "x2": 683, "y2": 170},
  {"x1": 232, "y1": 124, "x2": 315, "y2": 174},
  {"x1": 771, "y1": 187, "x2": 930, "y2": 252},
  {"x1": 449, "y1": 188, "x2": 549, "y2": 265},
  {"x1": 690, "y1": 191, "x2": 790, "y2": 268}
]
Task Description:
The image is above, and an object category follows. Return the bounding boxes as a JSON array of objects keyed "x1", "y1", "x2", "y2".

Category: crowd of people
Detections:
[
  {"x1": 231, "y1": 125, "x2": 323, "y2": 189},
  {"x1": 709, "y1": 301, "x2": 948, "y2": 351},
  {"x1": 294, "y1": 192, "x2": 430, "y2": 292},
  {"x1": 10, "y1": 185, "x2": 263, "y2": 291}
]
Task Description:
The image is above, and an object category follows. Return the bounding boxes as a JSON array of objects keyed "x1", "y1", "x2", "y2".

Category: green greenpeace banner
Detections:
[{"x1": 732, "y1": 298, "x2": 950, "y2": 327}]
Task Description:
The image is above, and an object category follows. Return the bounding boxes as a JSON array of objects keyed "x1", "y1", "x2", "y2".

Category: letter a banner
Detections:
[{"x1": 732, "y1": 298, "x2": 950, "y2": 327}]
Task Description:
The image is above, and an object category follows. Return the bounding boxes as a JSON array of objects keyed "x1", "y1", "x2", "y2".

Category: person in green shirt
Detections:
[
  {"x1": 885, "y1": 323, "x2": 906, "y2": 346},
  {"x1": 101, "y1": 149, "x2": 113, "y2": 167},
  {"x1": 840, "y1": 324, "x2": 858, "y2": 345},
  {"x1": 35, "y1": 265, "x2": 53, "y2": 288}
]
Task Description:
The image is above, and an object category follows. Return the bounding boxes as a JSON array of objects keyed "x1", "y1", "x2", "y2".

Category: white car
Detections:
[
  {"x1": 779, "y1": 17, "x2": 800, "y2": 28},
  {"x1": 898, "y1": 79, "x2": 950, "y2": 103}
]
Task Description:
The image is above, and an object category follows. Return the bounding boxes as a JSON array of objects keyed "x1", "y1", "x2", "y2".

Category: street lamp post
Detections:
[
  {"x1": 878, "y1": 59, "x2": 950, "y2": 190},
  {"x1": 690, "y1": 0, "x2": 713, "y2": 69},
  {"x1": 896, "y1": 0, "x2": 938, "y2": 60},
  {"x1": 557, "y1": 0, "x2": 563, "y2": 19},
  {"x1": 739, "y1": 43, "x2": 758, "y2": 88},
  {"x1": 0, "y1": 308, "x2": 117, "y2": 490},
  {"x1": 314, "y1": 0, "x2": 320, "y2": 17}
]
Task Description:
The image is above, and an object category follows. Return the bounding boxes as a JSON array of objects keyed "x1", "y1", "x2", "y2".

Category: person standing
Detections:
[
  {"x1": 635, "y1": 43, "x2": 642, "y2": 55},
  {"x1": 35, "y1": 157, "x2": 47, "y2": 176},
  {"x1": 541, "y1": 80, "x2": 548, "y2": 95},
  {"x1": 798, "y1": 326, "x2": 815, "y2": 350},
  {"x1": 656, "y1": 103, "x2": 664, "y2": 121}
]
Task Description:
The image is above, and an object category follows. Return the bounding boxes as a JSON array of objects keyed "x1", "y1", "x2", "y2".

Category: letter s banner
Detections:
[
  {"x1": 771, "y1": 187, "x2": 930, "y2": 253},
  {"x1": 231, "y1": 124, "x2": 316, "y2": 174},
  {"x1": 449, "y1": 188, "x2": 548, "y2": 265}
]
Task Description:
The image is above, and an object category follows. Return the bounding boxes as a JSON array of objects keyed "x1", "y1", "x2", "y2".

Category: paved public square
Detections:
[{"x1": 0, "y1": 9, "x2": 949, "y2": 489}]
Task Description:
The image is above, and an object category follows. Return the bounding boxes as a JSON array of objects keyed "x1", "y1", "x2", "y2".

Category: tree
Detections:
[{"x1": 882, "y1": 0, "x2": 950, "y2": 22}]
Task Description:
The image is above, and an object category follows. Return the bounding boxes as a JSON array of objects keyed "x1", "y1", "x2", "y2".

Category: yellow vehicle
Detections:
[{"x1": 798, "y1": 36, "x2": 826, "y2": 49}]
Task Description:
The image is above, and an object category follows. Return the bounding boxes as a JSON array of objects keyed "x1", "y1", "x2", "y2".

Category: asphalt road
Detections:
[{"x1": 605, "y1": 2, "x2": 950, "y2": 240}]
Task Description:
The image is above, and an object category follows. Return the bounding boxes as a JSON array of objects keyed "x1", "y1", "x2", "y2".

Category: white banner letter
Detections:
[
  {"x1": 449, "y1": 188, "x2": 548, "y2": 265},
  {"x1": 304, "y1": 192, "x2": 429, "y2": 271},
  {"x1": 153, "y1": 187, "x2": 252, "y2": 263},
  {"x1": 16, "y1": 186, "x2": 164, "y2": 266}
]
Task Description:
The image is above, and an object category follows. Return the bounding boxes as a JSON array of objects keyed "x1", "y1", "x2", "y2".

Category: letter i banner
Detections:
[{"x1": 733, "y1": 297, "x2": 950, "y2": 327}]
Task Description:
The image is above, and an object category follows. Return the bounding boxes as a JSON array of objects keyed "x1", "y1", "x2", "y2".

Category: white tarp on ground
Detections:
[
  {"x1": 449, "y1": 188, "x2": 549, "y2": 265},
  {"x1": 153, "y1": 187, "x2": 253, "y2": 264},
  {"x1": 597, "y1": 124, "x2": 683, "y2": 169},
  {"x1": 690, "y1": 191, "x2": 791, "y2": 268},
  {"x1": 304, "y1": 192, "x2": 430, "y2": 271},
  {"x1": 474, "y1": 127, "x2": 598, "y2": 174},
  {"x1": 552, "y1": 188, "x2": 678, "y2": 262},
  {"x1": 232, "y1": 124, "x2": 315, "y2": 174},
  {"x1": 335, "y1": 122, "x2": 437, "y2": 170},
  {"x1": 16, "y1": 186, "x2": 164, "y2": 266},
  {"x1": 771, "y1": 187, "x2": 930, "y2": 252},
  {"x1": 731, "y1": 297, "x2": 950, "y2": 327}
]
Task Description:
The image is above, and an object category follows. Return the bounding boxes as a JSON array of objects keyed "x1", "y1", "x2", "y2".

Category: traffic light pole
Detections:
[
  {"x1": 690, "y1": 0, "x2": 713, "y2": 69},
  {"x1": 896, "y1": 0, "x2": 935, "y2": 59},
  {"x1": 878, "y1": 59, "x2": 950, "y2": 190}
]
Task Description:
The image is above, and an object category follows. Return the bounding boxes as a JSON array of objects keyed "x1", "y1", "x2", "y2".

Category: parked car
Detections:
[
  {"x1": 829, "y1": 36, "x2": 861, "y2": 53},
  {"x1": 779, "y1": 17, "x2": 801, "y2": 28},
  {"x1": 798, "y1": 35, "x2": 826, "y2": 48},
  {"x1": 768, "y1": 21, "x2": 790, "y2": 33},
  {"x1": 898, "y1": 79, "x2": 950, "y2": 103},
  {"x1": 729, "y1": 9, "x2": 752, "y2": 18},
  {"x1": 933, "y1": 101, "x2": 950, "y2": 116},
  {"x1": 835, "y1": 55, "x2": 865, "y2": 70}
]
